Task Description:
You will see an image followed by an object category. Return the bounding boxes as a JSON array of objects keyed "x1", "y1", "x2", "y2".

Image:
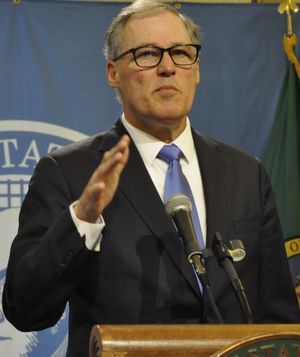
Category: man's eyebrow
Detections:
[{"x1": 133, "y1": 42, "x2": 188, "y2": 48}]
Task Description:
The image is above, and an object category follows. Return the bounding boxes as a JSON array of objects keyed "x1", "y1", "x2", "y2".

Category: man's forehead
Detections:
[
  {"x1": 121, "y1": 11, "x2": 190, "y2": 45},
  {"x1": 124, "y1": 9, "x2": 183, "y2": 27}
]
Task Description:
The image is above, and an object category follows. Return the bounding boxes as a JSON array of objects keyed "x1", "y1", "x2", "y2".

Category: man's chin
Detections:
[{"x1": 153, "y1": 106, "x2": 187, "y2": 122}]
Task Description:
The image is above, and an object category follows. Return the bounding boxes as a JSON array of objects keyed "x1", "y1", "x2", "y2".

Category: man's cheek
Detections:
[{"x1": 136, "y1": 72, "x2": 146, "y2": 85}]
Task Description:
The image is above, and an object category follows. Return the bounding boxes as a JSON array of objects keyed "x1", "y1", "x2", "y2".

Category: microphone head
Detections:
[{"x1": 165, "y1": 194, "x2": 192, "y2": 217}]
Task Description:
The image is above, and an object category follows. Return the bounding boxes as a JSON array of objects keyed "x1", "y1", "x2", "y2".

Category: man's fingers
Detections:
[
  {"x1": 75, "y1": 135, "x2": 130, "y2": 222},
  {"x1": 103, "y1": 135, "x2": 130, "y2": 162},
  {"x1": 93, "y1": 135, "x2": 130, "y2": 180}
]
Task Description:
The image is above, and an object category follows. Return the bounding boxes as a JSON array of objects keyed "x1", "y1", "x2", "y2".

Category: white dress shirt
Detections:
[{"x1": 70, "y1": 115, "x2": 207, "y2": 251}]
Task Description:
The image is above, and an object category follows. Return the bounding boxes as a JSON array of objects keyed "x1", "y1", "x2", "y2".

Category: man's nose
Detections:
[{"x1": 157, "y1": 51, "x2": 176, "y2": 75}]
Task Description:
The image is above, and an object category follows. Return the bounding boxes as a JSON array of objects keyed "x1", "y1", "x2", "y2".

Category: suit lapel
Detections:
[{"x1": 99, "y1": 121, "x2": 202, "y2": 299}]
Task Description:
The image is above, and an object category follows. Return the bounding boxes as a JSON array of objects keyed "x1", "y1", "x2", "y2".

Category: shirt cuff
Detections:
[{"x1": 69, "y1": 201, "x2": 105, "y2": 252}]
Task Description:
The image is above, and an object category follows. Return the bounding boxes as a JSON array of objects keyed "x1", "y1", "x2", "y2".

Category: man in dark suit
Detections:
[{"x1": 3, "y1": 0, "x2": 300, "y2": 356}]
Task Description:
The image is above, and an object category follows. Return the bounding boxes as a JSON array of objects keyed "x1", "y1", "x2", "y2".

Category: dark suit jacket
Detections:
[{"x1": 3, "y1": 120, "x2": 300, "y2": 357}]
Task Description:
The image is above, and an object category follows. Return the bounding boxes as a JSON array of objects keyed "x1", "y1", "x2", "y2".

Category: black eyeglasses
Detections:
[{"x1": 113, "y1": 44, "x2": 201, "y2": 68}]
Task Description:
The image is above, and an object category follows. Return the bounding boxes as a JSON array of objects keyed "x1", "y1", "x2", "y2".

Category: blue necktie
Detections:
[{"x1": 157, "y1": 144, "x2": 204, "y2": 249}]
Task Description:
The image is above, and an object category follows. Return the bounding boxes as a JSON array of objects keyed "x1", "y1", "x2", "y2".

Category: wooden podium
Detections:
[{"x1": 89, "y1": 324, "x2": 300, "y2": 357}]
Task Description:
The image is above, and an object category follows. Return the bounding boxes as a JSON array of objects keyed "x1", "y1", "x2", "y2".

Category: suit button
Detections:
[{"x1": 56, "y1": 263, "x2": 66, "y2": 276}]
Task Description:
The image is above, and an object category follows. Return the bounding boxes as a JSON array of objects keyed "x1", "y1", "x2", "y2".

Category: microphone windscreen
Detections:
[{"x1": 165, "y1": 194, "x2": 192, "y2": 217}]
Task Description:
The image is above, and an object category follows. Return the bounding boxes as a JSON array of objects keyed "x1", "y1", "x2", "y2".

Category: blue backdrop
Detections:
[{"x1": 0, "y1": 0, "x2": 299, "y2": 356}]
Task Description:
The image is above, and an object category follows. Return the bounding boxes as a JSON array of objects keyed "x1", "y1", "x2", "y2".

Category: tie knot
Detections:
[{"x1": 157, "y1": 144, "x2": 182, "y2": 163}]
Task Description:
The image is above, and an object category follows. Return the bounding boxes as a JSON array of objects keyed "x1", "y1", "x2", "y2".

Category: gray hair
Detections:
[{"x1": 103, "y1": 0, "x2": 201, "y2": 61}]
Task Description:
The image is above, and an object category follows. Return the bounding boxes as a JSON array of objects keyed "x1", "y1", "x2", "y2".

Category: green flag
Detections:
[{"x1": 264, "y1": 42, "x2": 300, "y2": 301}]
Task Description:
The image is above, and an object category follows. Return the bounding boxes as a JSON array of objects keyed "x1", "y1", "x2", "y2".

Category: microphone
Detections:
[
  {"x1": 213, "y1": 232, "x2": 253, "y2": 323},
  {"x1": 165, "y1": 194, "x2": 205, "y2": 274},
  {"x1": 165, "y1": 194, "x2": 223, "y2": 323}
]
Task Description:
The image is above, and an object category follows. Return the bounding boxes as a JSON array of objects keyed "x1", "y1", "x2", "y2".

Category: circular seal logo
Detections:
[{"x1": 0, "y1": 120, "x2": 87, "y2": 356}]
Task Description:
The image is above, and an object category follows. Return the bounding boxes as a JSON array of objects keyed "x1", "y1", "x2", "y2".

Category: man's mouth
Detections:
[
  {"x1": 156, "y1": 85, "x2": 177, "y2": 91},
  {"x1": 155, "y1": 85, "x2": 179, "y2": 97}
]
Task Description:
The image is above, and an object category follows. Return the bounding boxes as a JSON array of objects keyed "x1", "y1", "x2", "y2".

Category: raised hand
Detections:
[{"x1": 74, "y1": 135, "x2": 130, "y2": 222}]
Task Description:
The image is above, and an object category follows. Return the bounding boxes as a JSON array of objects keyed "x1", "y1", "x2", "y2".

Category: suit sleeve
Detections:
[
  {"x1": 257, "y1": 163, "x2": 300, "y2": 322},
  {"x1": 2, "y1": 155, "x2": 97, "y2": 332}
]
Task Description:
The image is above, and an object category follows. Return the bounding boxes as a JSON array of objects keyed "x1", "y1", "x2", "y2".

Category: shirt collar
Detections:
[{"x1": 121, "y1": 114, "x2": 195, "y2": 166}]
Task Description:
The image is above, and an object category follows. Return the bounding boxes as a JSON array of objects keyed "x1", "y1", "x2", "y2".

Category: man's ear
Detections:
[
  {"x1": 196, "y1": 59, "x2": 201, "y2": 85},
  {"x1": 106, "y1": 61, "x2": 120, "y2": 88}
]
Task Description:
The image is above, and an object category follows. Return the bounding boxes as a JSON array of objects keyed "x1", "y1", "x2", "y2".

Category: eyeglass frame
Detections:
[{"x1": 112, "y1": 44, "x2": 201, "y2": 68}]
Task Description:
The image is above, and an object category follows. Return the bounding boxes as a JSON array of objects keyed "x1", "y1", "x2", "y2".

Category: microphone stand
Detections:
[
  {"x1": 212, "y1": 232, "x2": 253, "y2": 324},
  {"x1": 172, "y1": 207, "x2": 224, "y2": 323},
  {"x1": 165, "y1": 194, "x2": 223, "y2": 323},
  {"x1": 188, "y1": 253, "x2": 224, "y2": 324}
]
